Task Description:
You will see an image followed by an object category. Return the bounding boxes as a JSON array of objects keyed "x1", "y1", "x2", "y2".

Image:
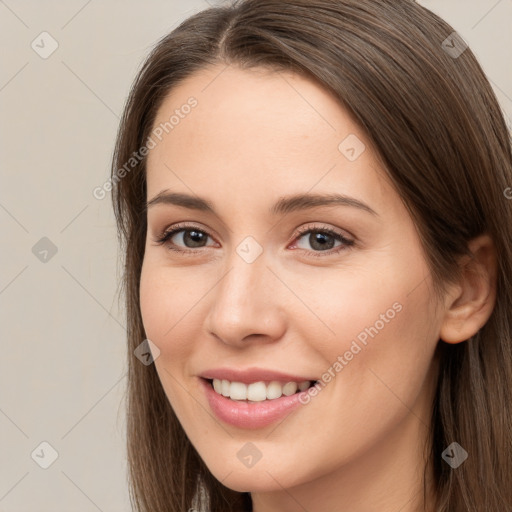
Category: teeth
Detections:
[
  {"x1": 282, "y1": 382, "x2": 298, "y2": 396},
  {"x1": 247, "y1": 381, "x2": 267, "y2": 401},
  {"x1": 298, "y1": 381, "x2": 310, "y2": 391},
  {"x1": 210, "y1": 378, "x2": 313, "y2": 401},
  {"x1": 213, "y1": 379, "x2": 222, "y2": 394},
  {"x1": 221, "y1": 379, "x2": 230, "y2": 397},
  {"x1": 230, "y1": 381, "x2": 247, "y2": 400},
  {"x1": 266, "y1": 381, "x2": 282, "y2": 400}
]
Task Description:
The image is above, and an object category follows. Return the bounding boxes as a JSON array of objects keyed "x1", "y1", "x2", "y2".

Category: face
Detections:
[{"x1": 140, "y1": 64, "x2": 443, "y2": 495}]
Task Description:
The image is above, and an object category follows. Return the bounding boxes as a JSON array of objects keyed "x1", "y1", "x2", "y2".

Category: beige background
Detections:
[{"x1": 0, "y1": 1, "x2": 511, "y2": 510}]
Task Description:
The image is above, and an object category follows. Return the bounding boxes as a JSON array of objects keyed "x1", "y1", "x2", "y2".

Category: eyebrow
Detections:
[{"x1": 145, "y1": 191, "x2": 378, "y2": 216}]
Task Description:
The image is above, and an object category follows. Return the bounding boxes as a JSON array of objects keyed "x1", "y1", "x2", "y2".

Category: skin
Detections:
[{"x1": 139, "y1": 63, "x2": 497, "y2": 512}]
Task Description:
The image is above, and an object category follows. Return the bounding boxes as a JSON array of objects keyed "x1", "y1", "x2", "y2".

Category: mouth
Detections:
[
  {"x1": 203, "y1": 377, "x2": 319, "y2": 402},
  {"x1": 200, "y1": 376, "x2": 318, "y2": 429}
]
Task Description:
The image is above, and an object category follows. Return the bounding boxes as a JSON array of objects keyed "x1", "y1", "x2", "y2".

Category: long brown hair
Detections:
[{"x1": 110, "y1": 1, "x2": 512, "y2": 510}]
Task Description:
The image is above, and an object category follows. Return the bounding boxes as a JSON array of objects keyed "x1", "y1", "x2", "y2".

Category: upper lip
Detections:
[{"x1": 199, "y1": 367, "x2": 318, "y2": 384}]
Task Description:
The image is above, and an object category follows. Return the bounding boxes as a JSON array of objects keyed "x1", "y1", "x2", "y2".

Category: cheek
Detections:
[
  {"x1": 300, "y1": 264, "x2": 407, "y2": 358},
  {"x1": 139, "y1": 261, "x2": 203, "y2": 368},
  {"x1": 315, "y1": 250, "x2": 438, "y2": 403},
  {"x1": 327, "y1": 278, "x2": 439, "y2": 427},
  {"x1": 139, "y1": 261, "x2": 181, "y2": 360},
  {"x1": 139, "y1": 264, "x2": 165, "y2": 341},
  {"x1": 139, "y1": 264, "x2": 197, "y2": 413}
]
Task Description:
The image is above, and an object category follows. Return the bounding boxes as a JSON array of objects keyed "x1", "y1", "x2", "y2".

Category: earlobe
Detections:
[{"x1": 439, "y1": 234, "x2": 497, "y2": 344}]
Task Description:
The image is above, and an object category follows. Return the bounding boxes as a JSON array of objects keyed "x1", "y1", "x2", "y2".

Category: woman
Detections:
[{"x1": 110, "y1": 0, "x2": 512, "y2": 510}]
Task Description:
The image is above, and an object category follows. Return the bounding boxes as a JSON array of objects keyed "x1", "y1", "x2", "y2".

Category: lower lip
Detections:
[{"x1": 200, "y1": 378, "x2": 308, "y2": 429}]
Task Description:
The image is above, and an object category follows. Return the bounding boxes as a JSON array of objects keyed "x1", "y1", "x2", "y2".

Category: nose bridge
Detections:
[{"x1": 205, "y1": 240, "x2": 286, "y2": 345}]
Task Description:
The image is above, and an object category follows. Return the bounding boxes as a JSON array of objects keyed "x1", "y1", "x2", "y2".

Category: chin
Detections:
[
  {"x1": 201, "y1": 454, "x2": 310, "y2": 493},
  {"x1": 216, "y1": 470, "x2": 287, "y2": 493}
]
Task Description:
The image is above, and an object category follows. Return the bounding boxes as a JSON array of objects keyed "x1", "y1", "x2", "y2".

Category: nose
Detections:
[{"x1": 204, "y1": 250, "x2": 287, "y2": 347}]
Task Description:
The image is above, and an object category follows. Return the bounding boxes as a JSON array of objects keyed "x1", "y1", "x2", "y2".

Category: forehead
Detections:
[{"x1": 145, "y1": 64, "x2": 399, "y2": 219}]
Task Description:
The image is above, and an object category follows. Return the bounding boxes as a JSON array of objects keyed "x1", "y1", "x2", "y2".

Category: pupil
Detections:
[
  {"x1": 185, "y1": 230, "x2": 206, "y2": 248},
  {"x1": 311, "y1": 232, "x2": 334, "y2": 251}
]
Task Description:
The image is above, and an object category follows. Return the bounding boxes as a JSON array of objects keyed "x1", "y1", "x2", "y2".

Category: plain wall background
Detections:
[{"x1": 1, "y1": 1, "x2": 511, "y2": 510}]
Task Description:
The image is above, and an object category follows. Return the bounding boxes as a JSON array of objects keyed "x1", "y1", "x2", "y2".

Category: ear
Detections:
[{"x1": 439, "y1": 234, "x2": 498, "y2": 344}]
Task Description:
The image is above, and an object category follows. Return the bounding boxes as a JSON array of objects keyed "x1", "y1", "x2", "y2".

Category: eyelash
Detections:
[{"x1": 152, "y1": 222, "x2": 355, "y2": 258}]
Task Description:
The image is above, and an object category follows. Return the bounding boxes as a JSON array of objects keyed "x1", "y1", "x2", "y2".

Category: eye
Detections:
[
  {"x1": 152, "y1": 222, "x2": 355, "y2": 258},
  {"x1": 290, "y1": 223, "x2": 354, "y2": 258},
  {"x1": 152, "y1": 222, "x2": 216, "y2": 255}
]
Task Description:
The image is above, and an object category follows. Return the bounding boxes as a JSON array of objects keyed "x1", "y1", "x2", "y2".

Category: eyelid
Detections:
[
  {"x1": 154, "y1": 221, "x2": 216, "y2": 241},
  {"x1": 293, "y1": 222, "x2": 354, "y2": 242},
  {"x1": 154, "y1": 221, "x2": 352, "y2": 241},
  {"x1": 152, "y1": 221, "x2": 355, "y2": 257}
]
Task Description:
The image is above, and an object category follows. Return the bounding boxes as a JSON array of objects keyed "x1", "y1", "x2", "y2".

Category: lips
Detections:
[
  {"x1": 198, "y1": 367, "x2": 319, "y2": 429},
  {"x1": 200, "y1": 378, "x2": 310, "y2": 428}
]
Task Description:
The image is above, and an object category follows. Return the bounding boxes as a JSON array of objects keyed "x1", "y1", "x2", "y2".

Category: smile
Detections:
[{"x1": 200, "y1": 377, "x2": 319, "y2": 429}]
